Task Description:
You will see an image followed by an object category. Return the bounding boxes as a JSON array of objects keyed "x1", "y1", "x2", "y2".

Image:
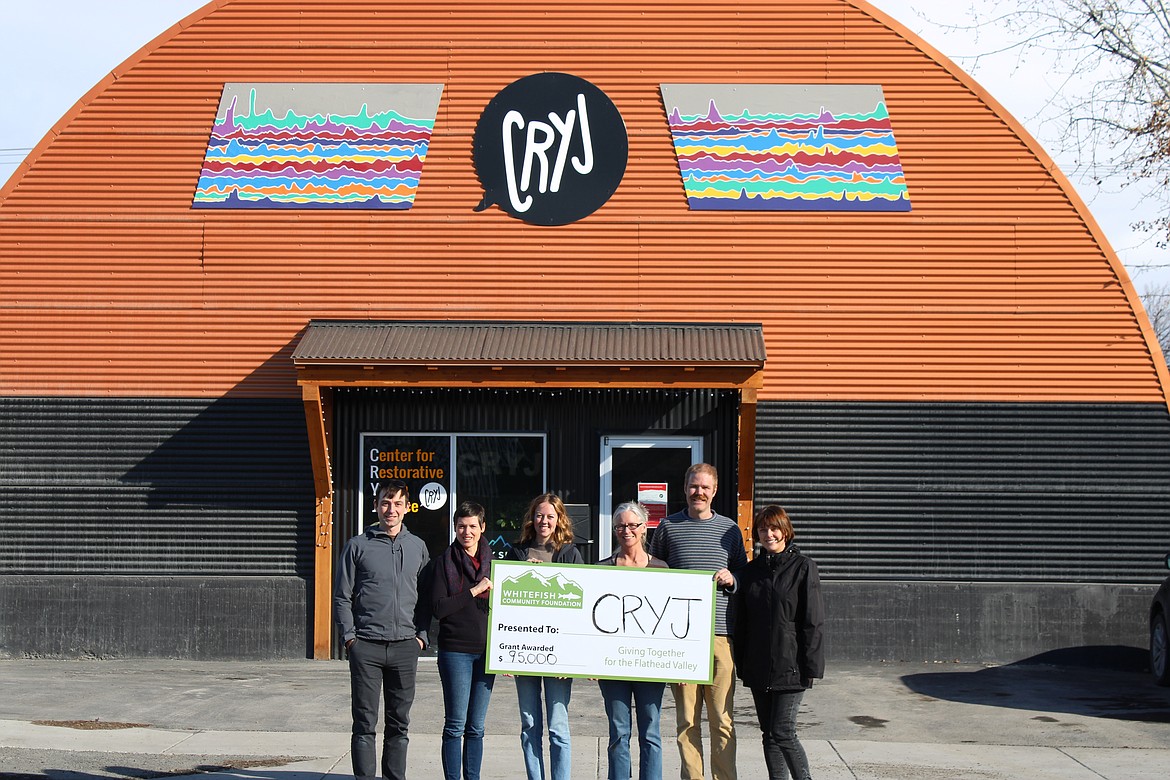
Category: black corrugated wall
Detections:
[
  {"x1": 0, "y1": 397, "x2": 314, "y2": 575},
  {"x1": 756, "y1": 401, "x2": 1170, "y2": 583},
  {"x1": 755, "y1": 400, "x2": 1170, "y2": 662},
  {"x1": 0, "y1": 397, "x2": 314, "y2": 658},
  {"x1": 5, "y1": 395, "x2": 1168, "y2": 660}
]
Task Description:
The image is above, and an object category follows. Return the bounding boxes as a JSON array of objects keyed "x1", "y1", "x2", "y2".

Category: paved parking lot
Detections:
[{"x1": 2, "y1": 655, "x2": 1169, "y2": 779}]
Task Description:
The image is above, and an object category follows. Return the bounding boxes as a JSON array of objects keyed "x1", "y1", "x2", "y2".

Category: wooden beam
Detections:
[
  {"x1": 302, "y1": 384, "x2": 335, "y2": 659},
  {"x1": 737, "y1": 386, "x2": 758, "y2": 557},
  {"x1": 295, "y1": 363, "x2": 764, "y2": 389}
]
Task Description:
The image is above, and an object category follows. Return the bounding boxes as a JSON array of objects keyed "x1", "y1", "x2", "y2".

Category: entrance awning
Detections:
[
  {"x1": 292, "y1": 319, "x2": 766, "y2": 386},
  {"x1": 292, "y1": 319, "x2": 766, "y2": 658}
]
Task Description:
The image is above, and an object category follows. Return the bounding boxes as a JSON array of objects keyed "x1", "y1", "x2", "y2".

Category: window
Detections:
[{"x1": 360, "y1": 433, "x2": 546, "y2": 558}]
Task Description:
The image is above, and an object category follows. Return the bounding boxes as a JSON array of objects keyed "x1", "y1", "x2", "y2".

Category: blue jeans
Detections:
[
  {"x1": 438, "y1": 651, "x2": 496, "y2": 780},
  {"x1": 750, "y1": 687, "x2": 811, "y2": 780},
  {"x1": 514, "y1": 675, "x2": 573, "y2": 780},
  {"x1": 348, "y1": 638, "x2": 420, "y2": 780},
  {"x1": 598, "y1": 678, "x2": 665, "y2": 780}
]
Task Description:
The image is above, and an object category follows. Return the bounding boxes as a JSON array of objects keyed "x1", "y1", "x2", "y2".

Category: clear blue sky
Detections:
[{"x1": 2, "y1": 0, "x2": 1166, "y2": 290}]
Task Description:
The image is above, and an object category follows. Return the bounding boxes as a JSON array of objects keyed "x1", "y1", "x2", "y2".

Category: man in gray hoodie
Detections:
[{"x1": 334, "y1": 479, "x2": 431, "y2": 780}]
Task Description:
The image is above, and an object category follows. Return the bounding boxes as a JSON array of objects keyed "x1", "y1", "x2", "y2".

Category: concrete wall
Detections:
[
  {"x1": 0, "y1": 576, "x2": 308, "y2": 659},
  {"x1": 823, "y1": 581, "x2": 1154, "y2": 664},
  {"x1": 0, "y1": 576, "x2": 1154, "y2": 663}
]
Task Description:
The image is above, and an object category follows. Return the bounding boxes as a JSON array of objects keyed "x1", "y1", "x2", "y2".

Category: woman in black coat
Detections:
[{"x1": 732, "y1": 505, "x2": 824, "y2": 780}]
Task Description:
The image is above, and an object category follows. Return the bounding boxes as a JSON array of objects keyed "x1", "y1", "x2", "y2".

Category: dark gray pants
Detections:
[
  {"x1": 349, "y1": 637, "x2": 420, "y2": 780},
  {"x1": 750, "y1": 687, "x2": 811, "y2": 780}
]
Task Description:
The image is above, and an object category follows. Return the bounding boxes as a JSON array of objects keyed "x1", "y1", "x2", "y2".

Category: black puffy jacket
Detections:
[{"x1": 732, "y1": 544, "x2": 825, "y2": 691}]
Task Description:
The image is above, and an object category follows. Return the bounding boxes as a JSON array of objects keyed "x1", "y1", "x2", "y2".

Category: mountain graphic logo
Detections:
[{"x1": 500, "y1": 569, "x2": 585, "y2": 610}]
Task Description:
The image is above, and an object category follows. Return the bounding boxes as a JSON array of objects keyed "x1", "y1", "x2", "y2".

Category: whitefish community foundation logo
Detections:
[{"x1": 501, "y1": 569, "x2": 585, "y2": 609}]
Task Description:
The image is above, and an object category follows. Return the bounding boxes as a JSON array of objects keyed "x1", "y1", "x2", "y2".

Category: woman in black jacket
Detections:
[{"x1": 732, "y1": 505, "x2": 824, "y2": 780}]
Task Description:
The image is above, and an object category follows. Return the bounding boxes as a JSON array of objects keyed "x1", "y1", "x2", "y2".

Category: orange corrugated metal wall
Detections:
[{"x1": 1, "y1": 0, "x2": 1166, "y2": 404}]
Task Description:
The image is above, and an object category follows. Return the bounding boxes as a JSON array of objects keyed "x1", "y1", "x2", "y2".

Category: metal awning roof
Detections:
[{"x1": 292, "y1": 320, "x2": 766, "y2": 366}]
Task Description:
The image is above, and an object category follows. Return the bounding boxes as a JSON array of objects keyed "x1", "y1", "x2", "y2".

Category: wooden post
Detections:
[
  {"x1": 302, "y1": 384, "x2": 335, "y2": 659},
  {"x1": 737, "y1": 386, "x2": 758, "y2": 556}
]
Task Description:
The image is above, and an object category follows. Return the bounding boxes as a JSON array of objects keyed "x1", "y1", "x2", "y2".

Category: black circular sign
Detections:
[{"x1": 473, "y1": 72, "x2": 628, "y2": 226}]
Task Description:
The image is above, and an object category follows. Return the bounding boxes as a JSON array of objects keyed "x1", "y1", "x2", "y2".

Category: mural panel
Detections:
[
  {"x1": 660, "y1": 84, "x2": 911, "y2": 211},
  {"x1": 193, "y1": 83, "x2": 443, "y2": 210}
]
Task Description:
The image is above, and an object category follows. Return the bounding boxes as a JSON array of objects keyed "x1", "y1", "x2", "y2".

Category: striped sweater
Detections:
[{"x1": 647, "y1": 510, "x2": 748, "y2": 636}]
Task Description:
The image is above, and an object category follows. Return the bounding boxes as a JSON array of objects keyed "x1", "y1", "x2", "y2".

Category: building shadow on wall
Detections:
[
  {"x1": 900, "y1": 646, "x2": 1170, "y2": 723},
  {"x1": 118, "y1": 389, "x2": 317, "y2": 657},
  {"x1": 119, "y1": 393, "x2": 314, "y2": 541},
  {"x1": 118, "y1": 341, "x2": 311, "y2": 537}
]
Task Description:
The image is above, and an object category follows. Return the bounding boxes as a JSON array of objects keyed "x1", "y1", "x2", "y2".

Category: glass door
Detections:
[{"x1": 599, "y1": 435, "x2": 702, "y2": 558}]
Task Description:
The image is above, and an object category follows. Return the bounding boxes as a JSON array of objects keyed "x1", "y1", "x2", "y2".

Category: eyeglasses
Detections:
[{"x1": 614, "y1": 523, "x2": 644, "y2": 532}]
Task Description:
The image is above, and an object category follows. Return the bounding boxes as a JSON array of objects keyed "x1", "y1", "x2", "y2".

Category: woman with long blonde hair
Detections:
[{"x1": 507, "y1": 492, "x2": 583, "y2": 780}]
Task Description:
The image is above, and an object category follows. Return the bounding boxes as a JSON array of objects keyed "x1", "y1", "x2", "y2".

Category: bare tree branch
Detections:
[
  {"x1": 1140, "y1": 282, "x2": 1170, "y2": 360},
  {"x1": 975, "y1": 1, "x2": 1170, "y2": 243}
]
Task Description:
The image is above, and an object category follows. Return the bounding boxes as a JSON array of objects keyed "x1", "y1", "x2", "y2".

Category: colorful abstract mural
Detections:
[
  {"x1": 193, "y1": 83, "x2": 444, "y2": 210},
  {"x1": 660, "y1": 84, "x2": 911, "y2": 211}
]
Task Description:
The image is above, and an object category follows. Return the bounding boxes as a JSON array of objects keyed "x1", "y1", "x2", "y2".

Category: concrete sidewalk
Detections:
[{"x1": 2, "y1": 657, "x2": 1169, "y2": 779}]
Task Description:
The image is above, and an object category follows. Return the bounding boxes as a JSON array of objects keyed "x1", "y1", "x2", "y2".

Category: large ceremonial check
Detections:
[{"x1": 485, "y1": 560, "x2": 716, "y2": 684}]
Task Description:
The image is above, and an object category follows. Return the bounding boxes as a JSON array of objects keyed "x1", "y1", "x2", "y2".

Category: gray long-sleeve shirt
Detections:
[
  {"x1": 648, "y1": 510, "x2": 748, "y2": 636},
  {"x1": 333, "y1": 524, "x2": 431, "y2": 646}
]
